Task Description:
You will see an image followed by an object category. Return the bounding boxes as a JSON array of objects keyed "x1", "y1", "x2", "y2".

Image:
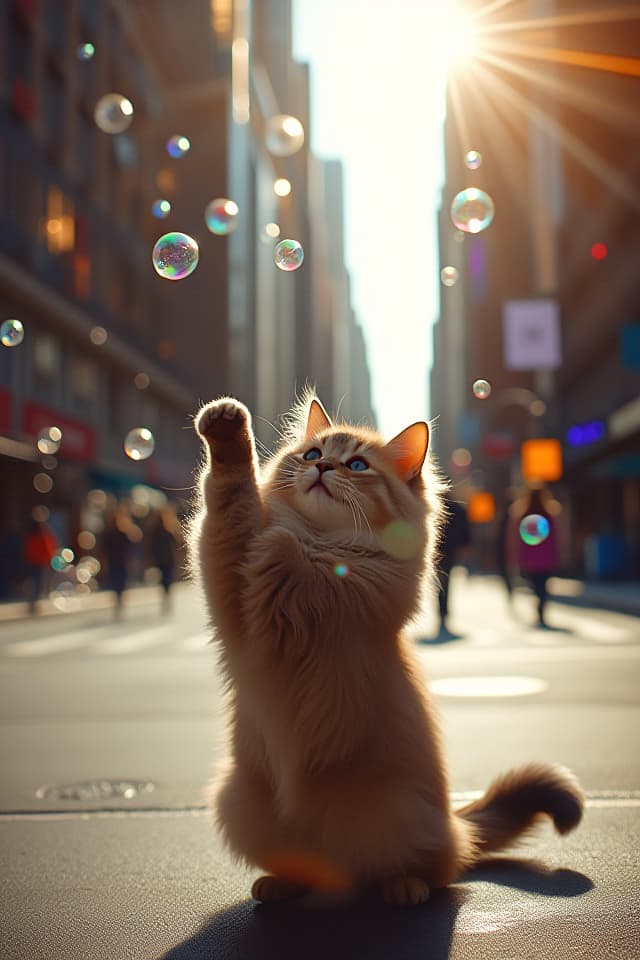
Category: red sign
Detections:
[
  {"x1": 22, "y1": 403, "x2": 96, "y2": 463},
  {"x1": 482, "y1": 432, "x2": 516, "y2": 460}
]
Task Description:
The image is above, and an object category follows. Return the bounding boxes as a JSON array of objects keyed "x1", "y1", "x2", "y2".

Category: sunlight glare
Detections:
[{"x1": 431, "y1": 3, "x2": 478, "y2": 71}]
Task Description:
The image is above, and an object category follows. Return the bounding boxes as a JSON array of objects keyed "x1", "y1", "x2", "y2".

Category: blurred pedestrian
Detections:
[
  {"x1": 496, "y1": 492, "x2": 515, "y2": 605},
  {"x1": 100, "y1": 504, "x2": 138, "y2": 618},
  {"x1": 436, "y1": 494, "x2": 470, "y2": 634},
  {"x1": 23, "y1": 518, "x2": 59, "y2": 613},
  {"x1": 147, "y1": 503, "x2": 180, "y2": 613},
  {"x1": 508, "y1": 484, "x2": 564, "y2": 628}
]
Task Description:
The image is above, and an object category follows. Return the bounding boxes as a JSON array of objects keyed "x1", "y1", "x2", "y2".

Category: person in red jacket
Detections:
[{"x1": 23, "y1": 519, "x2": 59, "y2": 613}]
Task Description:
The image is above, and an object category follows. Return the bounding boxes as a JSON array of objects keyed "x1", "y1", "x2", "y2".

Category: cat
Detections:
[{"x1": 190, "y1": 393, "x2": 583, "y2": 906}]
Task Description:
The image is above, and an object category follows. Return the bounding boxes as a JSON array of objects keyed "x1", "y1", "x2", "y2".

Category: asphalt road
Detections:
[{"x1": 1, "y1": 574, "x2": 639, "y2": 959}]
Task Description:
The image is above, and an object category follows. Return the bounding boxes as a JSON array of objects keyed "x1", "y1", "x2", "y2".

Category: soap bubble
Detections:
[
  {"x1": 472, "y1": 379, "x2": 491, "y2": 399},
  {"x1": 124, "y1": 427, "x2": 155, "y2": 461},
  {"x1": 450, "y1": 188, "x2": 495, "y2": 234},
  {"x1": 94, "y1": 93, "x2": 134, "y2": 134},
  {"x1": 334, "y1": 563, "x2": 350, "y2": 578},
  {"x1": 166, "y1": 135, "x2": 190, "y2": 158},
  {"x1": 1, "y1": 318, "x2": 24, "y2": 347},
  {"x1": 204, "y1": 198, "x2": 239, "y2": 236},
  {"x1": 519, "y1": 513, "x2": 550, "y2": 546},
  {"x1": 33, "y1": 473, "x2": 54, "y2": 494},
  {"x1": 151, "y1": 199, "x2": 171, "y2": 219},
  {"x1": 152, "y1": 232, "x2": 199, "y2": 280},
  {"x1": 441, "y1": 266, "x2": 458, "y2": 287},
  {"x1": 36, "y1": 426, "x2": 62, "y2": 455},
  {"x1": 380, "y1": 520, "x2": 422, "y2": 559},
  {"x1": 464, "y1": 150, "x2": 482, "y2": 170},
  {"x1": 77, "y1": 43, "x2": 95, "y2": 61},
  {"x1": 274, "y1": 239, "x2": 304, "y2": 272},
  {"x1": 265, "y1": 114, "x2": 304, "y2": 157},
  {"x1": 89, "y1": 325, "x2": 108, "y2": 345}
]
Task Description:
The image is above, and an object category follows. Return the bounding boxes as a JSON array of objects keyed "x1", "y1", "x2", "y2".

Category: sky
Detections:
[{"x1": 292, "y1": 1, "x2": 452, "y2": 437}]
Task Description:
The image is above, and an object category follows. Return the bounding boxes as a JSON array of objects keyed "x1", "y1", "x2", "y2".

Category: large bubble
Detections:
[
  {"x1": 265, "y1": 114, "x2": 305, "y2": 157},
  {"x1": 152, "y1": 232, "x2": 199, "y2": 280},
  {"x1": 450, "y1": 188, "x2": 494, "y2": 234},
  {"x1": 274, "y1": 239, "x2": 304, "y2": 272},
  {"x1": 204, "y1": 198, "x2": 239, "y2": 236},
  {"x1": 94, "y1": 93, "x2": 134, "y2": 134}
]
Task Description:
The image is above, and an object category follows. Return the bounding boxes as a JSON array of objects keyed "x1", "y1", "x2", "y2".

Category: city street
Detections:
[{"x1": 1, "y1": 574, "x2": 639, "y2": 959}]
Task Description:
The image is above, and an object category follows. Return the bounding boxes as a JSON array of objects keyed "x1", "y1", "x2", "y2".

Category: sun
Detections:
[{"x1": 431, "y1": 3, "x2": 479, "y2": 72}]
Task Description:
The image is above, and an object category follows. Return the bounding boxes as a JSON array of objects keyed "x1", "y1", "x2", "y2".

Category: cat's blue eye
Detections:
[
  {"x1": 303, "y1": 448, "x2": 322, "y2": 461},
  {"x1": 346, "y1": 457, "x2": 369, "y2": 472}
]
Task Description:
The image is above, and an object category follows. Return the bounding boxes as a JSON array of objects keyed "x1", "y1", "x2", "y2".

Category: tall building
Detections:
[
  {"x1": 430, "y1": 0, "x2": 640, "y2": 577},
  {"x1": 0, "y1": 0, "x2": 373, "y2": 578}
]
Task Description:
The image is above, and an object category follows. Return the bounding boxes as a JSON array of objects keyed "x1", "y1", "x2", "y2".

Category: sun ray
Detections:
[
  {"x1": 470, "y1": 0, "x2": 518, "y2": 24},
  {"x1": 482, "y1": 40, "x2": 640, "y2": 78},
  {"x1": 447, "y1": 71, "x2": 474, "y2": 162},
  {"x1": 470, "y1": 56, "x2": 640, "y2": 212},
  {"x1": 475, "y1": 5, "x2": 640, "y2": 35},
  {"x1": 479, "y1": 48, "x2": 640, "y2": 131}
]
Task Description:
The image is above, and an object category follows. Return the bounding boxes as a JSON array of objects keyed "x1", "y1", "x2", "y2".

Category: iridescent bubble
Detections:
[
  {"x1": 151, "y1": 199, "x2": 171, "y2": 219},
  {"x1": 464, "y1": 150, "x2": 482, "y2": 170},
  {"x1": 77, "y1": 43, "x2": 95, "y2": 61},
  {"x1": 1, "y1": 318, "x2": 24, "y2": 347},
  {"x1": 265, "y1": 114, "x2": 305, "y2": 157},
  {"x1": 36, "y1": 426, "x2": 62, "y2": 455},
  {"x1": 51, "y1": 553, "x2": 71, "y2": 572},
  {"x1": 124, "y1": 427, "x2": 155, "y2": 461},
  {"x1": 472, "y1": 379, "x2": 491, "y2": 400},
  {"x1": 152, "y1": 232, "x2": 199, "y2": 280},
  {"x1": 166, "y1": 135, "x2": 190, "y2": 158},
  {"x1": 441, "y1": 266, "x2": 458, "y2": 287},
  {"x1": 94, "y1": 93, "x2": 134, "y2": 134},
  {"x1": 380, "y1": 520, "x2": 422, "y2": 559},
  {"x1": 334, "y1": 563, "x2": 350, "y2": 578},
  {"x1": 519, "y1": 513, "x2": 550, "y2": 546},
  {"x1": 450, "y1": 188, "x2": 495, "y2": 234},
  {"x1": 204, "y1": 198, "x2": 239, "y2": 236},
  {"x1": 274, "y1": 239, "x2": 304, "y2": 272}
]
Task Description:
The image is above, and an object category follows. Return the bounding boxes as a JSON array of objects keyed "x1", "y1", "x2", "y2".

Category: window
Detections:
[
  {"x1": 40, "y1": 185, "x2": 75, "y2": 254},
  {"x1": 70, "y1": 354, "x2": 97, "y2": 403}
]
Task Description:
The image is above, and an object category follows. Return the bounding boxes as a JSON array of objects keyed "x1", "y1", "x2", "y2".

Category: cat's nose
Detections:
[{"x1": 315, "y1": 461, "x2": 334, "y2": 474}]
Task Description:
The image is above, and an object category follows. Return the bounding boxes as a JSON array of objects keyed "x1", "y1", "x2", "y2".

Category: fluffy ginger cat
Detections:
[{"x1": 190, "y1": 394, "x2": 583, "y2": 906}]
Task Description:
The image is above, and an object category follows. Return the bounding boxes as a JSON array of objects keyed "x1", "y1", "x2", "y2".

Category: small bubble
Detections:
[
  {"x1": 1, "y1": 319, "x2": 24, "y2": 347},
  {"x1": 380, "y1": 520, "x2": 422, "y2": 559},
  {"x1": 152, "y1": 232, "x2": 199, "y2": 280},
  {"x1": 94, "y1": 93, "x2": 134, "y2": 134},
  {"x1": 77, "y1": 530, "x2": 96, "y2": 551},
  {"x1": 519, "y1": 514, "x2": 550, "y2": 546},
  {"x1": 77, "y1": 43, "x2": 95, "y2": 61},
  {"x1": 134, "y1": 372, "x2": 150, "y2": 390},
  {"x1": 264, "y1": 222, "x2": 280, "y2": 239},
  {"x1": 274, "y1": 178, "x2": 292, "y2": 197},
  {"x1": 450, "y1": 188, "x2": 494, "y2": 234},
  {"x1": 166, "y1": 135, "x2": 190, "y2": 158},
  {"x1": 151, "y1": 199, "x2": 171, "y2": 219},
  {"x1": 472, "y1": 379, "x2": 491, "y2": 400},
  {"x1": 60, "y1": 547, "x2": 75, "y2": 564},
  {"x1": 334, "y1": 563, "x2": 349, "y2": 578},
  {"x1": 274, "y1": 239, "x2": 304, "y2": 272},
  {"x1": 204, "y1": 198, "x2": 239, "y2": 236},
  {"x1": 464, "y1": 150, "x2": 482, "y2": 170},
  {"x1": 265, "y1": 114, "x2": 305, "y2": 157},
  {"x1": 441, "y1": 266, "x2": 458, "y2": 287},
  {"x1": 124, "y1": 427, "x2": 155, "y2": 461}
]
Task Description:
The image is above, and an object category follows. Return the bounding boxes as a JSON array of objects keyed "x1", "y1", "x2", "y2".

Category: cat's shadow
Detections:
[{"x1": 158, "y1": 860, "x2": 593, "y2": 960}]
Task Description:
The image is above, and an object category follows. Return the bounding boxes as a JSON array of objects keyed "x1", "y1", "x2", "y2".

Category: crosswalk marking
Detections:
[
  {"x1": 4, "y1": 633, "x2": 96, "y2": 658},
  {"x1": 2, "y1": 626, "x2": 212, "y2": 659},
  {"x1": 92, "y1": 626, "x2": 175, "y2": 656}
]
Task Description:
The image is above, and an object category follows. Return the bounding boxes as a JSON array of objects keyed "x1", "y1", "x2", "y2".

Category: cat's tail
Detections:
[{"x1": 455, "y1": 762, "x2": 583, "y2": 855}]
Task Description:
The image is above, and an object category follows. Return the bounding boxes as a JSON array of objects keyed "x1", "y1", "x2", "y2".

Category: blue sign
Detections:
[{"x1": 567, "y1": 421, "x2": 606, "y2": 447}]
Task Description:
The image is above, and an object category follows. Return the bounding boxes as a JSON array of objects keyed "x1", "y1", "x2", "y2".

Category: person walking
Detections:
[
  {"x1": 23, "y1": 518, "x2": 59, "y2": 613},
  {"x1": 436, "y1": 494, "x2": 470, "y2": 634},
  {"x1": 147, "y1": 504, "x2": 180, "y2": 613},
  {"x1": 508, "y1": 484, "x2": 563, "y2": 628},
  {"x1": 100, "y1": 504, "x2": 137, "y2": 618}
]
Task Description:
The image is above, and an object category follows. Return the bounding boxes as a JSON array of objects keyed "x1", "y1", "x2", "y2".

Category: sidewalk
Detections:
[
  {"x1": 548, "y1": 577, "x2": 640, "y2": 617},
  {"x1": 0, "y1": 582, "x2": 193, "y2": 623}
]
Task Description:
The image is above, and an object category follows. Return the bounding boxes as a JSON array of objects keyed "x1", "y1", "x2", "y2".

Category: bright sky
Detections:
[{"x1": 293, "y1": 1, "x2": 452, "y2": 437}]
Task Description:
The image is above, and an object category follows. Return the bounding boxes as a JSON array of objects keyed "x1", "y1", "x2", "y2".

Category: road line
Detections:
[{"x1": 415, "y1": 643, "x2": 640, "y2": 665}]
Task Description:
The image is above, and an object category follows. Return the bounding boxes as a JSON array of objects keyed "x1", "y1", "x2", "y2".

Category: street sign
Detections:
[
  {"x1": 503, "y1": 298, "x2": 562, "y2": 370},
  {"x1": 521, "y1": 438, "x2": 563, "y2": 481}
]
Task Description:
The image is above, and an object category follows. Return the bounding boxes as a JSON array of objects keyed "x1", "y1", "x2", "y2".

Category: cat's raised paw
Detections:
[
  {"x1": 382, "y1": 876, "x2": 430, "y2": 906},
  {"x1": 251, "y1": 875, "x2": 309, "y2": 903},
  {"x1": 196, "y1": 399, "x2": 250, "y2": 443}
]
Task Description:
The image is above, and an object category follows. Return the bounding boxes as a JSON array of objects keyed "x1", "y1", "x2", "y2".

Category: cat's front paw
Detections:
[{"x1": 196, "y1": 398, "x2": 251, "y2": 444}]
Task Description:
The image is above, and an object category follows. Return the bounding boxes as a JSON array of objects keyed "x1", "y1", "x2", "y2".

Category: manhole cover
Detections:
[{"x1": 35, "y1": 779, "x2": 156, "y2": 801}]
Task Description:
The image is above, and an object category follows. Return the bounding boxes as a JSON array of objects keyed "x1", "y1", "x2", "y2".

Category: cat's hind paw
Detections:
[
  {"x1": 381, "y1": 876, "x2": 430, "y2": 906},
  {"x1": 195, "y1": 398, "x2": 250, "y2": 444},
  {"x1": 251, "y1": 875, "x2": 309, "y2": 903}
]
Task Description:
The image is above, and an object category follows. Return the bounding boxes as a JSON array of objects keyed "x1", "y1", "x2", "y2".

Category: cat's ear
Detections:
[
  {"x1": 385, "y1": 422, "x2": 429, "y2": 481},
  {"x1": 305, "y1": 398, "x2": 333, "y2": 439}
]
